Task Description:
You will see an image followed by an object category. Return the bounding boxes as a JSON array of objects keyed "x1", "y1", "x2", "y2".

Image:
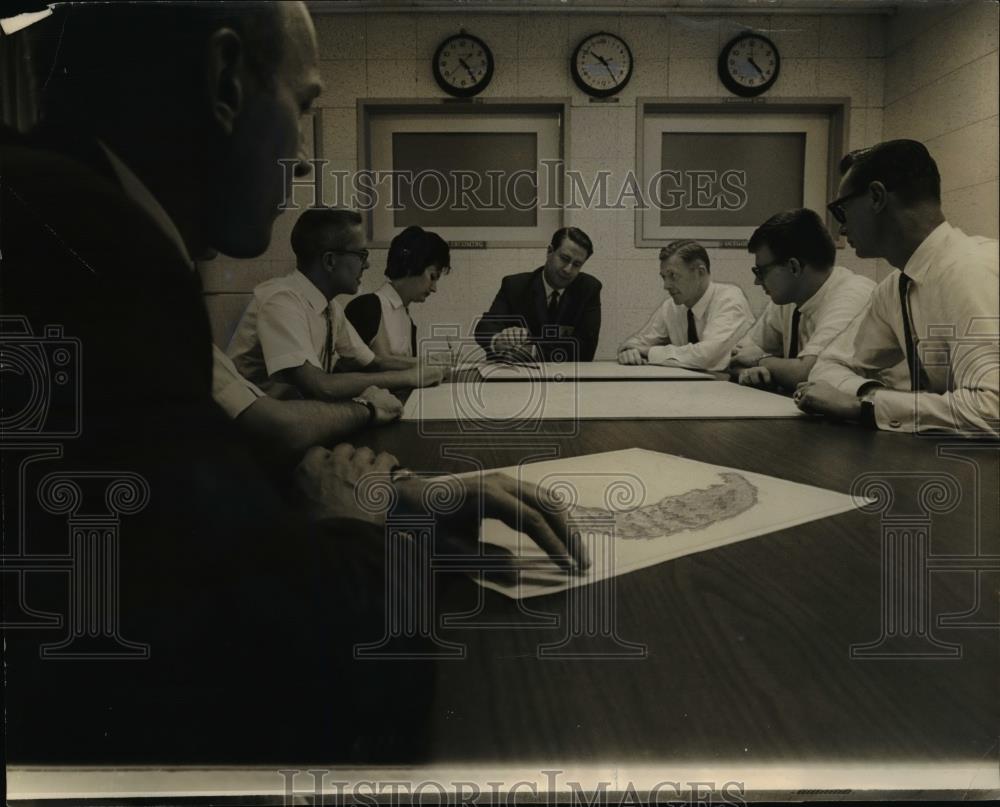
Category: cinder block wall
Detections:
[
  {"x1": 204, "y1": 8, "x2": 899, "y2": 358},
  {"x1": 883, "y1": 1, "x2": 999, "y2": 241}
]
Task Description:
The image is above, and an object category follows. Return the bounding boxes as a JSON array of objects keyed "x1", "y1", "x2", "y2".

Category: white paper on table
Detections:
[
  {"x1": 477, "y1": 361, "x2": 713, "y2": 381},
  {"x1": 403, "y1": 380, "x2": 803, "y2": 421},
  {"x1": 460, "y1": 448, "x2": 868, "y2": 599}
]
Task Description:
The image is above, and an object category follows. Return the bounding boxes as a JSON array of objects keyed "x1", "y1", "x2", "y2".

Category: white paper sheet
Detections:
[
  {"x1": 477, "y1": 361, "x2": 713, "y2": 381},
  {"x1": 403, "y1": 380, "x2": 803, "y2": 421},
  {"x1": 460, "y1": 448, "x2": 866, "y2": 599}
]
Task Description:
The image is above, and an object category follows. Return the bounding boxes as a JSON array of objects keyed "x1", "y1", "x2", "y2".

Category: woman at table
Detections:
[{"x1": 345, "y1": 225, "x2": 450, "y2": 366}]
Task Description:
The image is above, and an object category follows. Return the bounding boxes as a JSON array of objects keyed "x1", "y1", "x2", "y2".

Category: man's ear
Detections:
[
  {"x1": 788, "y1": 257, "x2": 802, "y2": 275},
  {"x1": 870, "y1": 181, "x2": 889, "y2": 214},
  {"x1": 206, "y1": 28, "x2": 245, "y2": 136},
  {"x1": 322, "y1": 251, "x2": 337, "y2": 272}
]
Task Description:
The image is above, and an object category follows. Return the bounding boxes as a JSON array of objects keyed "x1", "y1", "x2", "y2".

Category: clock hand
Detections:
[
  {"x1": 459, "y1": 57, "x2": 477, "y2": 83},
  {"x1": 594, "y1": 52, "x2": 617, "y2": 81},
  {"x1": 747, "y1": 56, "x2": 765, "y2": 77}
]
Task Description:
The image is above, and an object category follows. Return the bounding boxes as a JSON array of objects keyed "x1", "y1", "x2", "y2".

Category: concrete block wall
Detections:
[{"x1": 883, "y1": 1, "x2": 999, "y2": 241}]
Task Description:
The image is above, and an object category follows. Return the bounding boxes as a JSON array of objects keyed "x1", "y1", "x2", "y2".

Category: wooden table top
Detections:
[{"x1": 360, "y1": 412, "x2": 999, "y2": 765}]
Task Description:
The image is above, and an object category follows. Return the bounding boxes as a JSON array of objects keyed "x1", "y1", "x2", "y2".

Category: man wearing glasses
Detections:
[
  {"x1": 796, "y1": 139, "x2": 998, "y2": 436},
  {"x1": 228, "y1": 207, "x2": 447, "y2": 400},
  {"x1": 731, "y1": 208, "x2": 874, "y2": 390}
]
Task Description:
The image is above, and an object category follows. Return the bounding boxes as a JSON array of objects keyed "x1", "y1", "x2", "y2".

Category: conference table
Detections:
[
  {"x1": 359, "y1": 374, "x2": 999, "y2": 796},
  {"x1": 9, "y1": 373, "x2": 999, "y2": 803}
]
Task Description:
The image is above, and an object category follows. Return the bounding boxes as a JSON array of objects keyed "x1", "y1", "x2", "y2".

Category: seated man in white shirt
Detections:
[
  {"x1": 731, "y1": 208, "x2": 875, "y2": 391},
  {"x1": 618, "y1": 240, "x2": 752, "y2": 371},
  {"x1": 212, "y1": 345, "x2": 402, "y2": 465},
  {"x1": 796, "y1": 139, "x2": 999, "y2": 436},
  {"x1": 228, "y1": 207, "x2": 446, "y2": 401}
]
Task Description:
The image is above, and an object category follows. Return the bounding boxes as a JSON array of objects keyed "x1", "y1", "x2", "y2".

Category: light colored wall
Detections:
[
  {"x1": 204, "y1": 10, "x2": 890, "y2": 358},
  {"x1": 884, "y1": 0, "x2": 999, "y2": 241}
]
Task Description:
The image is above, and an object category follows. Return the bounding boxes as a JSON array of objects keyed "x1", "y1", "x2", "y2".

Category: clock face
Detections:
[
  {"x1": 433, "y1": 34, "x2": 494, "y2": 98},
  {"x1": 719, "y1": 33, "x2": 780, "y2": 97},
  {"x1": 572, "y1": 32, "x2": 634, "y2": 98}
]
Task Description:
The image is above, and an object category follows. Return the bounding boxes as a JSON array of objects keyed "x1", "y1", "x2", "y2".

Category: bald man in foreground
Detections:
[{"x1": 2, "y1": 1, "x2": 587, "y2": 764}]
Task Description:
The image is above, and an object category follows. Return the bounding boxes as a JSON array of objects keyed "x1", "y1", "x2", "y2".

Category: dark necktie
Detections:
[
  {"x1": 323, "y1": 307, "x2": 334, "y2": 372},
  {"x1": 686, "y1": 308, "x2": 699, "y2": 344},
  {"x1": 547, "y1": 289, "x2": 560, "y2": 323},
  {"x1": 898, "y1": 273, "x2": 929, "y2": 391},
  {"x1": 787, "y1": 308, "x2": 802, "y2": 359}
]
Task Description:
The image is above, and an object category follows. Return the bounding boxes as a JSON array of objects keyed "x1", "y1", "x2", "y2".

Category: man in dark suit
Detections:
[
  {"x1": 475, "y1": 227, "x2": 602, "y2": 362},
  {"x1": 1, "y1": 1, "x2": 585, "y2": 766}
]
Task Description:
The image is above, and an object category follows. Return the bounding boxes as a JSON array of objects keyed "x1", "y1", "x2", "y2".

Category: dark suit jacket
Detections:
[
  {"x1": 1, "y1": 133, "x2": 432, "y2": 764},
  {"x1": 474, "y1": 267, "x2": 602, "y2": 361}
]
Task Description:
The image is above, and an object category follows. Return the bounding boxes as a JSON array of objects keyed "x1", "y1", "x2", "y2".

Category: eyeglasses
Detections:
[
  {"x1": 330, "y1": 248, "x2": 370, "y2": 263},
  {"x1": 826, "y1": 188, "x2": 868, "y2": 224},
  {"x1": 750, "y1": 259, "x2": 786, "y2": 279}
]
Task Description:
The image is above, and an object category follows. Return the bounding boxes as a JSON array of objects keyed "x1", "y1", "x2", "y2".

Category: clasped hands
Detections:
[{"x1": 295, "y1": 443, "x2": 590, "y2": 573}]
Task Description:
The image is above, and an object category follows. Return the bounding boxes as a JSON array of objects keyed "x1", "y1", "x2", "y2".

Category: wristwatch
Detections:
[
  {"x1": 858, "y1": 387, "x2": 879, "y2": 429},
  {"x1": 352, "y1": 396, "x2": 377, "y2": 425}
]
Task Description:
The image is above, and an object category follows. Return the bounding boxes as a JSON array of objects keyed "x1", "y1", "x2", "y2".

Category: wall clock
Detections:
[
  {"x1": 432, "y1": 33, "x2": 494, "y2": 98},
  {"x1": 571, "y1": 32, "x2": 634, "y2": 98},
  {"x1": 718, "y1": 32, "x2": 780, "y2": 97}
]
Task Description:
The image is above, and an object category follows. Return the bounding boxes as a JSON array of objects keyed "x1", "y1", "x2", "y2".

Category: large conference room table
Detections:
[
  {"x1": 9, "y1": 380, "x2": 999, "y2": 802},
  {"x1": 358, "y1": 383, "x2": 999, "y2": 784}
]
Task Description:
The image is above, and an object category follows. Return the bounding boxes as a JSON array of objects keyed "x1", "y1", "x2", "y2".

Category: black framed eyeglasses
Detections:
[
  {"x1": 826, "y1": 188, "x2": 868, "y2": 224},
  {"x1": 330, "y1": 248, "x2": 370, "y2": 263}
]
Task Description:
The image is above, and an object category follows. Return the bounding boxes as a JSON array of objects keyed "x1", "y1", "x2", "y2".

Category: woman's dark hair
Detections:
[{"x1": 385, "y1": 226, "x2": 450, "y2": 280}]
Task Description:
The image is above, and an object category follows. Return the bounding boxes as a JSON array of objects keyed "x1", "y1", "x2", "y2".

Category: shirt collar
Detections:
[
  {"x1": 799, "y1": 265, "x2": 845, "y2": 316},
  {"x1": 379, "y1": 282, "x2": 407, "y2": 310},
  {"x1": 287, "y1": 268, "x2": 330, "y2": 315},
  {"x1": 541, "y1": 270, "x2": 562, "y2": 300},
  {"x1": 98, "y1": 140, "x2": 193, "y2": 270},
  {"x1": 903, "y1": 221, "x2": 951, "y2": 283},
  {"x1": 689, "y1": 282, "x2": 715, "y2": 318}
]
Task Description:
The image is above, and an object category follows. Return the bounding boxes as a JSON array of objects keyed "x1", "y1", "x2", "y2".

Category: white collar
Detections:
[
  {"x1": 903, "y1": 221, "x2": 951, "y2": 282},
  {"x1": 379, "y1": 282, "x2": 407, "y2": 310},
  {"x1": 799, "y1": 265, "x2": 845, "y2": 316},
  {"x1": 542, "y1": 272, "x2": 562, "y2": 299},
  {"x1": 688, "y1": 282, "x2": 714, "y2": 318},
  {"x1": 98, "y1": 141, "x2": 193, "y2": 269}
]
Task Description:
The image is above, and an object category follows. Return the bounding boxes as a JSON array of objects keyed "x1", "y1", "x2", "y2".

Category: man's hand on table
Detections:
[
  {"x1": 617, "y1": 347, "x2": 648, "y2": 365},
  {"x1": 794, "y1": 380, "x2": 862, "y2": 420},
  {"x1": 357, "y1": 385, "x2": 403, "y2": 424},
  {"x1": 738, "y1": 366, "x2": 774, "y2": 388},
  {"x1": 294, "y1": 444, "x2": 590, "y2": 573}
]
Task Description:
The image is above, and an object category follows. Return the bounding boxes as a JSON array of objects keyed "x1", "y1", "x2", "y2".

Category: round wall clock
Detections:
[
  {"x1": 718, "y1": 32, "x2": 780, "y2": 97},
  {"x1": 432, "y1": 33, "x2": 494, "y2": 98},
  {"x1": 571, "y1": 32, "x2": 634, "y2": 98}
]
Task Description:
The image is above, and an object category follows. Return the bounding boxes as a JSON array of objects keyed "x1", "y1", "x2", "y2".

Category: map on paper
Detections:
[
  {"x1": 478, "y1": 361, "x2": 713, "y2": 381},
  {"x1": 464, "y1": 448, "x2": 865, "y2": 599}
]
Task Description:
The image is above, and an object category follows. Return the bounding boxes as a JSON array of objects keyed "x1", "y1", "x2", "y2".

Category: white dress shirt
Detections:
[
  {"x1": 621, "y1": 282, "x2": 753, "y2": 371},
  {"x1": 740, "y1": 266, "x2": 876, "y2": 361},
  {"x1": 227, "y1": 269, "x2": 375, "y2": 393},
  {"x1": 810, "y1": 222, "x2": 999, "y2": 436},
  {"x1": 212, "y1": 345, "x2": 265, "y2": 418},
  {"x1": 375, "y1": 282, "x2": 416, "y2": 357}
]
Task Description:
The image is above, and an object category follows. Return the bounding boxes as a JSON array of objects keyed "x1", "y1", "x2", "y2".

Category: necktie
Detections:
[
  {"x1": 547, "y1": 289, "x2": 560, "y2": 323},
  {"x1": 898, "y1": 273, "x2": 929, "y2": 391},
  {"x1": 787, "y1": 308, "x2": 802, "y2": 359},
  {"x1": 686, "y1": 308, "x2": 699, "y2": 344},
  {"x1": 323, "y1": 307, "x2": 334, "y2": 373}
]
